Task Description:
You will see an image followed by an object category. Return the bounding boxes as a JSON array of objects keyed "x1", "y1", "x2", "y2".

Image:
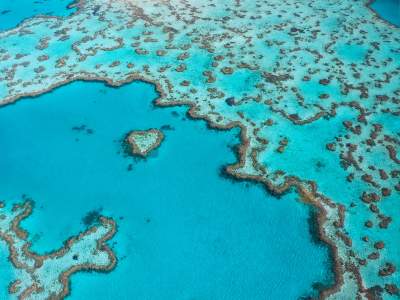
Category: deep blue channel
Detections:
[
  {"x1": 370, "y1": 0, "x2": 400, "y2": 27},
  {"x1": 0, "y1": 0, "x2": 76, "y2": 31}
]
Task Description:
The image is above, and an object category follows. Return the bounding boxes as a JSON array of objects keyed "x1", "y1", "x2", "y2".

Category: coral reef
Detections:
[
  {"x1": 0, "y1": 200, "x2": 116, "y2": 299},
  {"x1": 0, "y1": 0, "x2": 398, "y2": 298},
  {"x1": 126, "y1": 128, "x2": 164, "y2": 157}
]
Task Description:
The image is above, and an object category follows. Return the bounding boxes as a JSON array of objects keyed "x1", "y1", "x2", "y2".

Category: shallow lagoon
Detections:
[{"x1": 0, "y1": 81, "x2": 333, "y2": 299}]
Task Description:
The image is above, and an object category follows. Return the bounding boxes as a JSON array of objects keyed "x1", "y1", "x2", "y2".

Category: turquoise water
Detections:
[
  {"x1": 0, "y1": 242, "x2": 11, "y2": 299},
  {"x1": 370, "y1": 0, "x2": 400, "y2": 27},
  {"x1": 0, "y1": 81, "x2": 332, "y2": 299},
  {"x1": 0, "y1": 0, "x2": 76, "y2": 31}
]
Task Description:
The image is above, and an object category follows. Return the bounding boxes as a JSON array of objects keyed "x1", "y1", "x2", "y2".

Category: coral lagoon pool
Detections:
[{"x1": 0, "y1": 81, "x2": 332, "y2": 299}]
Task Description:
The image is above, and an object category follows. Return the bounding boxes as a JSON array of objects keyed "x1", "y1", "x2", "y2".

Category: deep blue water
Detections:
[
  {"x1": 0, "y1": 81, "x2": 332, "y2": 299},
  {"x1": 370, "y1": 0, "x2": 400, "y2": 27},
  {"x1": 0, "y1": 0, "x2": 76, "y2": 31}
]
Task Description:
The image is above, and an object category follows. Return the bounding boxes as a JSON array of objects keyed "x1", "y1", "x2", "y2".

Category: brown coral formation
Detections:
[{"x1": 0, "y1": 200, "x2": 117, "y2": 299}]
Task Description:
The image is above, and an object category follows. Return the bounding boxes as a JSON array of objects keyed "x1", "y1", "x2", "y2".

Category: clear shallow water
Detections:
[
  {"x1": 370, "y1": 0, "x2": 400, "y2": 27},
  {"x1": 0, "y1": 0, "x2": 76, "y2": 31},
  {"x1": 0, "y1": 81, "x2": 333, "y2": 299},
  {"x1": 0, "y1": 242, "x2": 12, "y2": 299}
]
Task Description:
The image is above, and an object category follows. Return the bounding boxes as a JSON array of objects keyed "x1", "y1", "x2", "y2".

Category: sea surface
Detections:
[
  {"x1": 370, "y1": 0, "x2": 400, "y2": 27},
  {"x1": 0, "y1": 81, "x2": 332, "y2": 299},
  {"x1": 0, "y1": 0, "x2": 76, "y2": 31}
]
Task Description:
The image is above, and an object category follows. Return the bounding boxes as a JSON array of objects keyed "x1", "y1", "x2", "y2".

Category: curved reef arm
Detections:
[{"x1": 0, "y1": 200, "x2": 117, "y2": 300}]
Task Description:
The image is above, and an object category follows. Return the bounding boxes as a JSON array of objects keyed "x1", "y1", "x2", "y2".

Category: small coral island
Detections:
[
  {"x1": 126, "y1": 129, "x2": 164, "y2": 157},
  {"x1": 0, "y1": 200, "x2": 116, "y2": 299}
]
